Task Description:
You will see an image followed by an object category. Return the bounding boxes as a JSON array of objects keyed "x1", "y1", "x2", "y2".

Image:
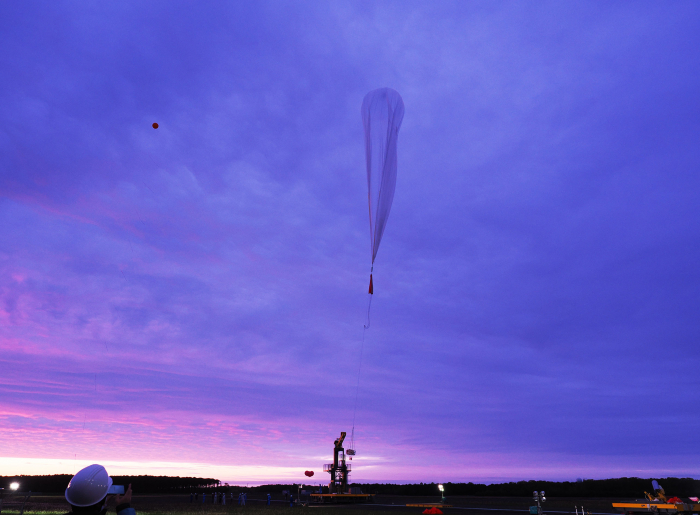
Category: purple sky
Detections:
[{"x1": 2, "y1": 1, "x2": 700, "y2": 484}]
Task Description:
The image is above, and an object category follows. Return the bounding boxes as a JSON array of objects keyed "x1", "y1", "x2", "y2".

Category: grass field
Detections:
[
  {"x1": 0, "y1": 507, "x2": 410, "y2": 515},
  {"x1": 0, "y1": 493, "x2": 622, "y2": 515}
]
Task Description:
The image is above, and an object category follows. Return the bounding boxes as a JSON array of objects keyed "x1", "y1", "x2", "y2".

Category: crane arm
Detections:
[{"x1": 335, "y1": 432, "x2": 346, "y2": 449}]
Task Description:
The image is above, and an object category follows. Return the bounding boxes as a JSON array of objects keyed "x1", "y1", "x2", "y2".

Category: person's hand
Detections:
[{"x1": 115, "y1": 484, "x2": 132, "y2": 505}]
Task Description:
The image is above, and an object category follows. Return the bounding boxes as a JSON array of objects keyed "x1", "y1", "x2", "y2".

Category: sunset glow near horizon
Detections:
[{"x1": 2, "y1": 2, "x2": 700, "y2": 484}]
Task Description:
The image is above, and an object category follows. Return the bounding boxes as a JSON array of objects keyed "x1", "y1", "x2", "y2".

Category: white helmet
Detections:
[{"x1": 65, "y1": 464, "x2": 113, "y2": 507}]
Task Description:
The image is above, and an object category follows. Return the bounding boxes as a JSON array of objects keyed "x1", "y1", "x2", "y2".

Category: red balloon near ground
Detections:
[
  {"x1": 304, "y1": 471, "x2": 314, "y2": 477},
  {"x1": 152, "y1": 123, "x2": 159, "y2": 129}
]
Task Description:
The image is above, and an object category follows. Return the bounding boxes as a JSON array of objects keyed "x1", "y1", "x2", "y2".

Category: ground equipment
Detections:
[
  {"x1": 325, "y1": 432, "x2": 349, "y2": 494},
  {"x1": 310, "y1": 432, "x2": 373, "y2": 504},
  {"x1": 613, "y1": 480, "x2": 700, "y2": 514}
]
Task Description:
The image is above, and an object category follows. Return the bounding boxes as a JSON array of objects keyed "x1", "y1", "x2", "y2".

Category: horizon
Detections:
[{"x1": 4, "y1": 469, "x2": 698, "y2": 487}]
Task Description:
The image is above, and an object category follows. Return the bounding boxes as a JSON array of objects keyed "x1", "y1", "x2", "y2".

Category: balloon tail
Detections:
[
  {"x1": 364, "y1": 292, "x2": 372, "y2": 330},
  {"x1": 368, "y1": 274, "x2": 373, "y2": 295}
]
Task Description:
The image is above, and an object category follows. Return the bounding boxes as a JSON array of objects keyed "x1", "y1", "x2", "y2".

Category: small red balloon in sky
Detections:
[
  {"x1": 304, "y1": 470, "x2": 314, "y2": 477},
  {"x1": 152, "y1": 123, "x2": 159, "y2": 129}
]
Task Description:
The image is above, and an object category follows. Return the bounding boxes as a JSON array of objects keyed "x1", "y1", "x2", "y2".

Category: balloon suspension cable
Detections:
[{"x1": 351, "y1": 293, "x2": 373, "y2": 451}]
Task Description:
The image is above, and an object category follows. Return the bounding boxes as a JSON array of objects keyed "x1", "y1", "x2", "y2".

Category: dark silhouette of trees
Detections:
[
  {"x1": 0, "y1": 475, "x2": 218, "y2": 494},
  {"x1": 3, "y1": 476, "x2": 698, "y2": 498},
  {"x1": 352, "y1": 478, "x2": 700, "y2": 498}
]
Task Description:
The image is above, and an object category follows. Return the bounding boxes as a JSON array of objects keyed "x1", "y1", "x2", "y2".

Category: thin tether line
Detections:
[{"x1": 351, "y1": 294, "x2": 372, "y2": 450}]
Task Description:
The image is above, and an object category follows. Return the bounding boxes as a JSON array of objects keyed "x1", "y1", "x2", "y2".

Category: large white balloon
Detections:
[{"x1": 361, "y1": 87, "x2": 404, "y2": 293}]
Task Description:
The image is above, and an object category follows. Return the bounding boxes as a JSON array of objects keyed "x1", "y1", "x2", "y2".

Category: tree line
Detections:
[
  {"x1": 352, "y1": 478, "x2": 700, "y2": 497},
  {"x1": 2, "y1": 476, "x2": 699, "y2": 497},
  {"x1": 0, "y1": 475, "x2": 219, "y2": 494}
]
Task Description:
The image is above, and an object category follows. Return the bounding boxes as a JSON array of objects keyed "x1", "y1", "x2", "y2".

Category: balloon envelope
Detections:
[
  {"x1": 362, "y1": 88, "x2": 404, "y2": 264},
  {"x1": 304, "y1": 471, "x2": 314, "y2": 477}
]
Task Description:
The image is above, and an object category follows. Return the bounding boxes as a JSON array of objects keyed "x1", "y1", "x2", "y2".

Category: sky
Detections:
[{"x1": 2, "y1": 1, "x2": 700, "y2": 485}]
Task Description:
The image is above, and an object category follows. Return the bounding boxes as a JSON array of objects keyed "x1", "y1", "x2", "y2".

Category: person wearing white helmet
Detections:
[{"x1": 64, "y1": 464, "x2": 135, "y2": 515}]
